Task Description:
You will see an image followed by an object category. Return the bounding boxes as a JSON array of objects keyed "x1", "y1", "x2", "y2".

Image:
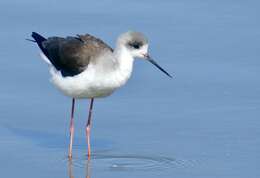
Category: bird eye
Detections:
[
  {"x1": 132, "y1": 44, "x2": 140, "y2": 49},
  {"x1": 129, "y1": 41, "x2": 142, "y2": 49}
]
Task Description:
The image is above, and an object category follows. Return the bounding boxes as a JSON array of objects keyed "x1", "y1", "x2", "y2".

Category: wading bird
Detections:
[{"x1": 30, "y1": 31, "x2": 172, "y2": 159}]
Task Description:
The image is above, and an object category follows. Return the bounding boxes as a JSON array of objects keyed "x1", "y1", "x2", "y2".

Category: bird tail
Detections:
[
  {"x1": 29, "y1": 32, "x2": 53, "y2": 65},
  {"x1": 31, "y1": 32, "x2": 47, "y2": 54}
]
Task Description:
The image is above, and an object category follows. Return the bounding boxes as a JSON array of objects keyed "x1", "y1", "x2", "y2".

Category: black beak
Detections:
[{"x1": 145, "y1": 54, "x2": 172, "y2": 78}]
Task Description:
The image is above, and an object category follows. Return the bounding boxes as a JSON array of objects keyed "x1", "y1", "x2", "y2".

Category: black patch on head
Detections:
[{"x1": 128, "y1": 41, "x2": 143, "y2": 49}]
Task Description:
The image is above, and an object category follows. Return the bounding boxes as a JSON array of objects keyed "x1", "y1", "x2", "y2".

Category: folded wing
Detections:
[{"x1": 32, "y1": 32, "x2": 113, "y2": 77}]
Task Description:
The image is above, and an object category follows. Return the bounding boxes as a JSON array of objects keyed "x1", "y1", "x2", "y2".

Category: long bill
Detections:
[{"x1": 145, "y1": 55, "x2": 172, "y2": 78}]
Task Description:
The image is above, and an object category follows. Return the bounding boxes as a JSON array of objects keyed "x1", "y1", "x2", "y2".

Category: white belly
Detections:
[{"x1": 49, "y1": 64, "x2": 131, "y2": 99}]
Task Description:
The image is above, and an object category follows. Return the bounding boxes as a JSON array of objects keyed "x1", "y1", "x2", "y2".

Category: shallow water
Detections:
[{"x1": 0, "y1": 0, "x2": 260, "y2": 178}]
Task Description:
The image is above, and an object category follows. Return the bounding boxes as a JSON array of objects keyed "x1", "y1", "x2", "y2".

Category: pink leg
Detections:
[
  {"x1": 68, "y1": 98, "x2": 75, "y2": 159},
  {"x1": 86, "y1": 98, "x2": 94, "y2": 160}
]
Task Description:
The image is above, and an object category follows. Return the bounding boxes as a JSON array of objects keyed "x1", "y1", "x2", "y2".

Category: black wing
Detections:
[{"x1": 31, "y1": 32, "x2": 113, "y2": 77}]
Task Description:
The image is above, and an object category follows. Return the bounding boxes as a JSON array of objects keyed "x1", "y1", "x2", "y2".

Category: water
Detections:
[{"x1": 0, "y1": 0, "x2": 260, "y2": 177}]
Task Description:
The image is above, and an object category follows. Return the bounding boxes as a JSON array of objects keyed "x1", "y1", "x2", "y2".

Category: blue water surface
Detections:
[{"x1": 0, "y1": 0, "x2": 259, "y2": 178}]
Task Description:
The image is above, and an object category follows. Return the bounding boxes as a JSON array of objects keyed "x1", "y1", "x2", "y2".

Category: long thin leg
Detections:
[
  {"x1": 86, "y1": 98, "x2": 94, "y2": 160},
  {"x1": 68, "y1": 98, "x2": 75, "y2": 159}
]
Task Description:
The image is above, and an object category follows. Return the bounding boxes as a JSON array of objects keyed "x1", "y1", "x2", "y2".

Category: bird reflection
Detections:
[{"x1": 68, "y1": 159, "x2": 91, "y2": 178}]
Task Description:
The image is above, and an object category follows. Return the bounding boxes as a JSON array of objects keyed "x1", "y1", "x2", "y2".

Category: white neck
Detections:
[
  {"x1": 110, "y1": 45, "x2": 134, "y2": 86},
  {"x1": 114, "y1": 45, "x2": 134, "y2": 76}
]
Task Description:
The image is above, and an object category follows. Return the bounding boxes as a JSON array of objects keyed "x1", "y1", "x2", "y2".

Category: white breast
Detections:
[{"x1": 48, "y1": 49, "x2": 134, "y2": 99}]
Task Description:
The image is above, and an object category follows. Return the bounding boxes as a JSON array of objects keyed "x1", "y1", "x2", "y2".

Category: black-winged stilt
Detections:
[{"x1": 30, "y1": 31, "x2": 172, "y2": 159}]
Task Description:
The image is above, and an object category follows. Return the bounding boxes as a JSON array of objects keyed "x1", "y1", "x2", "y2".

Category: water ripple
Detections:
[{"x1": 70, "y1": 153, "x2": 193, "y2": 171}]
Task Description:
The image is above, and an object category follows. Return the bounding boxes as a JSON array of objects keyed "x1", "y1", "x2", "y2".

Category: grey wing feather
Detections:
[{"x1": 42, "y1": 34, "x2": 113, "y2": 77}]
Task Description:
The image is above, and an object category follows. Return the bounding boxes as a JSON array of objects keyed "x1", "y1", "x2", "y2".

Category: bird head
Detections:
[{"x1": 117, "y1": 31, "x2": 172, "y2": 78}]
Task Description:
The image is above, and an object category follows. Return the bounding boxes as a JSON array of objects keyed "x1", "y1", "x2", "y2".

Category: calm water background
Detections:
[{"x1": 0, "y1": 0, "x2": 260, "y2": 177}]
